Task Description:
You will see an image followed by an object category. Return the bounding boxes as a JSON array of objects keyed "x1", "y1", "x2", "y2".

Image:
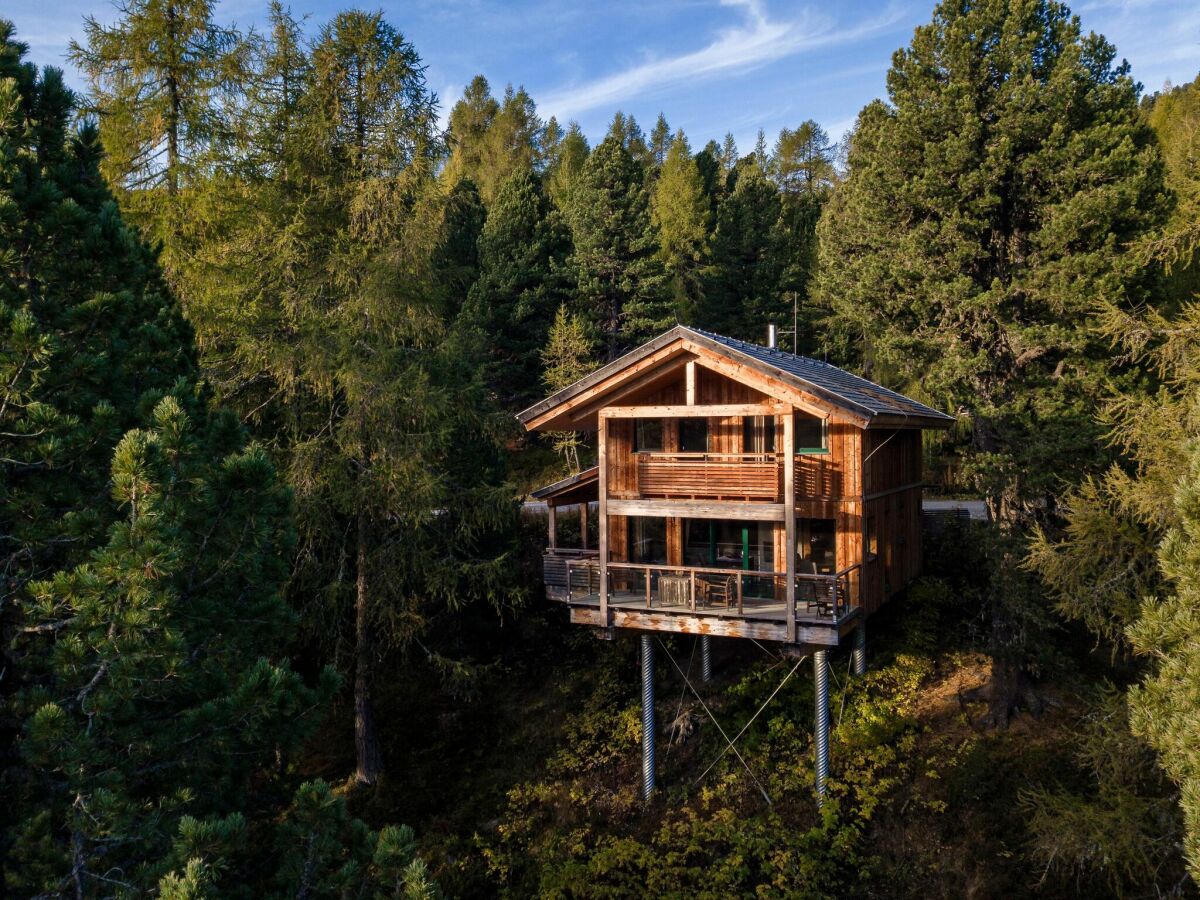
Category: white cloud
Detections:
[{"x1": 539, "y1": 0, "x2": 906, "y2": 120}]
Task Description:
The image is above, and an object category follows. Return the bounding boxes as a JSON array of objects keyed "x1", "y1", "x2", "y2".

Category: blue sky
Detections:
[{"x1": 7, "y1": 0, "x2": 1200, "y2": 150}]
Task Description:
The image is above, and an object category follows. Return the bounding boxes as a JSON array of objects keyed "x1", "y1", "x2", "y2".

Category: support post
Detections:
[
  {"x1": 783, "y1": 412, "x2": 796, "y2": 641},
  {"x1": 580, "y1": 502, "x2": 589, "y2": 550},
  {"x1": 640, "y1": 634, "x2": 656, "y2": 801},
  {"x1": 699, "y1": 635, "x2": 713, "y2": 683},
  {"x1": 852, "y1": 621, "x2": 866, "y2": 676},
  {"x1": 547, "y1": 502, "x2": 557, "y2": 550},
  {"x1": 598, "y1": 418, "x2": 608, "y2": 624},
  {"x1": 814, "y1": 649, "x2": 829, "y2": 802}
]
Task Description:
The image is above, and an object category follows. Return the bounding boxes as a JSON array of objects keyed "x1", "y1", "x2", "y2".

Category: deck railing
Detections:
[
  {"x1": 561, "y1": 558, "x2": 861, "y2": 622},
  {"x1": 635, "y1": 452, "x2": 781, "y2": 500}
]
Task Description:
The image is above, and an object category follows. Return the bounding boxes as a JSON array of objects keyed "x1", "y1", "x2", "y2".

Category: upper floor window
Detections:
[
  {"x1": 634, "y1": 419, "x2": 663, "y2": 452},
  {"x1": 795, "y1": 413, "x2": 828, "y2": 453},
  {"x1": 743, "y1": 416, "x2": 776, "y2": 454},
  {"x1": 679, "y1": 418, "x2": 709, "y2": 453}
]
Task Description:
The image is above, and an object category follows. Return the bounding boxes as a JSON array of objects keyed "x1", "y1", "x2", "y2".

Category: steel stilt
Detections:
[
  {"x1": 814, "y1": 649, "x2": 829, "y2": 802},
  {"x1": 852, "y1": 621, "x2": 866, "y2": 676},
  {"x1": 640, "y1": 634, "x2": 656, "y2": 801}
]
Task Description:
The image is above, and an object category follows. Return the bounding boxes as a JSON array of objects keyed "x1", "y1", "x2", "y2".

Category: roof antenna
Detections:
[{"x1": 767, "y1": 323, "x2": 777, "y2": 349}]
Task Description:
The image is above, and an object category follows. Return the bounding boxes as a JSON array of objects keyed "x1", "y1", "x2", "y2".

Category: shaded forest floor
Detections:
[{"x1": 296, "y1": 527, "x2": 1193, "y2": 898}]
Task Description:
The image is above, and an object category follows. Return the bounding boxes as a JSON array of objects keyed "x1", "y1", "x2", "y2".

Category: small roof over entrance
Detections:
[
  {"x1": 531, "y1": 465, "x2": 598, "y2": 506},
  {"x1": 517, "y1": 326, "x2": 954, "y2": 432}
]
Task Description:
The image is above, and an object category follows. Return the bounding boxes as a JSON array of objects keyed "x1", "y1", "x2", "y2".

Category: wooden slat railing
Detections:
[
  {"x1": 560, "y1": 557, "x2": 862, "y2": 622},
  {"x1": 636, "y1": 452, "x2": 781, "y2": 500}
]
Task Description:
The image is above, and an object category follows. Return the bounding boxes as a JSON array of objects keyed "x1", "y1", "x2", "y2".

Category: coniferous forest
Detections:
[{"x1": 2, "y1": 0, "x2": 1200, "y2": 896}]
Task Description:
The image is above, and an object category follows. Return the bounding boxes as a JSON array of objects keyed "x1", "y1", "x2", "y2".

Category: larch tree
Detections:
[
  {"x1": 443, "y1": 77, "x2": 544, "y2": 203},
  {"x1": 174, "y1": 10, "x2": 521, "y2": 789},
  {"x1": 545, "y1": 121, "x2": 589, "y2": 207},
  {"x1": 67, "y1": 0, "x2": 242, "y2": 248},
  {"x1": 649, "y1": 113, "x2": 671, "y2": 168},
  {"x1": 818, "y1": 0, "x2": 1169, "y2": 723},
  {"x1": 1028, "y1": 72, "x2": 1200, "y2": 880},
  {"x1": 652, "y1": 130, "x2": 711, "y2": 321},
  {"x1": 541, "y1": 304, "x2": 595, "y2": 473},
  {"x1": 565, "y1": 134, "x2": 671, "y2": 358}
]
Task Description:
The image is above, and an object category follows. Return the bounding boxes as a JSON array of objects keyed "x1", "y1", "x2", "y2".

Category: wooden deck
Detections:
[{"x1": 563, "y1": 592, "x2": 859, "y2": 645}]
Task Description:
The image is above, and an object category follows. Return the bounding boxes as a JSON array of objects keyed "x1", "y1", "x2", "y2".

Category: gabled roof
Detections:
[{"x1": 517, "y1": 325, "x2": 954, "y2": 430}]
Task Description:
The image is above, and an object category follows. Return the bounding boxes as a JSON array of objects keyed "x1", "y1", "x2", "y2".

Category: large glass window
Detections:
[
  {"x1": 628, "y1": 516, "x2": 667, "y2": 564},
  {"x1": 743, "y1": 416, "x2": 776, "y2": 454},
  {"x1": 634, "y1": 419, "x2": 663, "y2": 452},
  {"x1": 679, "y1": 417, "x2": 709, "y2": 453},
  {"x1": 797, "y1": 518, "x2": 836, "y2": 574},
  {"x1": 684, "y1": 519, "x2": 774, "y2": 572},
  {"x1": 794, "y1": 413, "x2": 828, "y2": 453}
]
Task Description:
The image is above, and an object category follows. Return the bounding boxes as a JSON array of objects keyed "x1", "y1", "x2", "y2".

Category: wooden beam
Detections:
[
  {"x1": 525, "y1": 343, "x2": 691, "y2": 430},
  {"x1": 685, "y1": 360, "x2": 696, "y2": 406},
  {"x1": 580, "y1": 501, "x2": 589, "y2": 550},
  {"x1": 598, "y1": 417, "x2": 609, "y2": 624},
  {"x1": 608, "y1": 498, "x2": 785, "y2": 521},
  {"x1": 568, "y1": 607, "x2": 841, "y2": 645},
  {"x1": 568, "y1": 355, "x2": 693, "y2": 426},
  {"x1": 783, "y1": 411, "x2": 797, "y2": 642},
  {"x1": 548, "y1": 502, "x2": 557, "y2": 550},
  {"x1": 600, "y1": 403, "x2": 787, "y2": 419}
]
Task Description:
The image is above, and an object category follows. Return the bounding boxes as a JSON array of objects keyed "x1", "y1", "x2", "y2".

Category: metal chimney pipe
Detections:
[{"x1": 767, "y1": 324, "x2": 777, "y2": 349}]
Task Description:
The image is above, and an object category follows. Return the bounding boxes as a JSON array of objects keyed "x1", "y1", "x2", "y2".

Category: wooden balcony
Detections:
[
  {"x1": 548, "y1": 557, "x2": 862, "y2": 643},
  {"x1": 635, "y1": 452, "x2": 782, "y2": 500}
]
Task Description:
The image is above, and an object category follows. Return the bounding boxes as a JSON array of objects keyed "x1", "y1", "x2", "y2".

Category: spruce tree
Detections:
[
  {"x1": 566, "y1": 134, "x2": 671, "y2": 357},
  {"x1": 443, "y1": 78, "x2": 544, "y2": 203},
  {"x1": 700, "y1": 161, "x2": 783, "y2": 338},
  {"x1": 818, "y1": 0, "x2": 1169, "y2": 722},
  {"x1": 461, "y1": 167, "x2": 573, "y2": 409}
]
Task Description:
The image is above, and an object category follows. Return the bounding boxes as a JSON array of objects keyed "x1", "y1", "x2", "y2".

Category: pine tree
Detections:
[
  {"x1": 0, "y1": 26, "x2": 198, "y2": 843},
  {"x1": 461, "y1": 167, "x2": 574, "y2": 409},
  {"x1": 818, "y1": 0, "x2": 1169, "y2": 723},
  {"x1": 11, "y1": 395, "x2": 336, "y2": 896},
  {"x1": 566, "y1": 134, "x2": 671, "y2": 357},
  {"x1": 541, "y1": 304, "x2": 594, "y2": 473},
  {"x1": 652, "y1": 131, "x2": 711, "y2": 320}
]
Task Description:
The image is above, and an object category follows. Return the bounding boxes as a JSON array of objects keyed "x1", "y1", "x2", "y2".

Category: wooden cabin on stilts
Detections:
[{"x1": 519, "y1": 326, "x2": 953, "y2": 803}]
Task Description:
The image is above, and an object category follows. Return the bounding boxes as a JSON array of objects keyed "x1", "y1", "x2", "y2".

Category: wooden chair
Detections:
[{"x1": 700, "y1": 574, "x2": 737, "y2": 611}]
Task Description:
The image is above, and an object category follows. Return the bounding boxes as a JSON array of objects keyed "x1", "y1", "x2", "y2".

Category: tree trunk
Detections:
[{"x1": 354, "y1": 509, "x2": 383, "y2": 785}]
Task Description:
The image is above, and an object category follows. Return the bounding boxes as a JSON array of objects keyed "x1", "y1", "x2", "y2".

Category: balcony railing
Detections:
[
  {"x1": 559, "y1": 558, "x2": 861, "y2": 623},
  {"x1": 636, "y1": 452, "x2": 781, "y2": 500}
]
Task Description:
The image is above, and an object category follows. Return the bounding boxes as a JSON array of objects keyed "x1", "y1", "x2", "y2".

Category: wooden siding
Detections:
[{"x1": 592, "y1": 361, "x2": 924, "y2": 624}]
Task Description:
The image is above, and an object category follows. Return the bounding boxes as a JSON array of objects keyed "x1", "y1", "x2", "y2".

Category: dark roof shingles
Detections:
[{"x1": 688, "y1": 328, "x2": 950, "y2": 423}]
